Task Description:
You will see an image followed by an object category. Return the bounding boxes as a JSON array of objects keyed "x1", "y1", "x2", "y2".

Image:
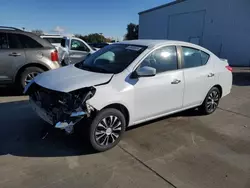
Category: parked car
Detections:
[
  {"x1": 40, "y1": 34, "x2": 63, "y2": 49},
  {"x1": 24, "y1": 40, "x2": 233, "y2": 152},
  {"x1": 0, "y1": 26, "x2": 60, "y2": 90},
  {"x1": 58, "y1": 36, "x2": 96, "y2": 66}
]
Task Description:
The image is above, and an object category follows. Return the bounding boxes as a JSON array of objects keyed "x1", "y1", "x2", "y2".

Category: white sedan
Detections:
[{"x1": 24, "y1": 40, "x2": 233, "y2": 152}]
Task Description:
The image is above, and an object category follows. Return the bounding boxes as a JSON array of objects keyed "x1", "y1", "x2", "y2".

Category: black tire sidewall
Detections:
[
  {"x1": 20, "y1": 67, "x2": 44, "y2": 90},
  {"x1": 89, "y1": 108, "x2": 126, "y2": 152},
  {"x1": 202, "y1": 87, "x2": 221, "y2": 114}
]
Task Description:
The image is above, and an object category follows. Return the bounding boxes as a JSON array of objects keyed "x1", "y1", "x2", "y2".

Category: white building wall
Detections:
[{"x1": 139, "y1": 0, "x2": 250, "y2": 66}]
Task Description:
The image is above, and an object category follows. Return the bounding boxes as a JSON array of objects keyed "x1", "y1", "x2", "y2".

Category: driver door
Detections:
[
  {"x1": 132, "y1": 46, "x2": 184, "y2": 122},
  {"x1": 69, "y1": 39, "x2": 90, "y2": 64}
]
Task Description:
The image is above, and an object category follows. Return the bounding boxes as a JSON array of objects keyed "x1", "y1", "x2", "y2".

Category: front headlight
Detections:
[{"x1": 70, "y1": 87, "x2": 96, "y2": 102}]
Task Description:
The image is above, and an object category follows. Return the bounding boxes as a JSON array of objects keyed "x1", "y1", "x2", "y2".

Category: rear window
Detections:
[
  {"x1": 8, "y1": 33, "x2": 22, "y2": 49},
  {"x1": 0, "y1": 32, "x2": 8, "y2": 49},
  {"x1": 18, "y1": 34, "x2": 43, "y2": 48},
  {"x1": 182, "y1": 47, "x2": 210, "y2": 68},
  {"x1": 43, "y1": 37, "x2": 62, "y2": 44}
]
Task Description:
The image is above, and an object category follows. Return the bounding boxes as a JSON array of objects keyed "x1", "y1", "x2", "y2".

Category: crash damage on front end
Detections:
[{"x1": 24, "y1": 82, "x2": 96, "y2": 134}]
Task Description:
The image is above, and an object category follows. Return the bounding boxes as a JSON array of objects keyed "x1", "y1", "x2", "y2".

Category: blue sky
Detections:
[{"x1": 0, "y1": 0, "x2": 172, "y2": 39}]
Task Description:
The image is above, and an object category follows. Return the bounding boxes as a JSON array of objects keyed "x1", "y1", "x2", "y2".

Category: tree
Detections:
[
  {"x1": 31, "y1": 29, "x2": 44, "y2": 36},
  {"x1": 74, "y1": 33, "x2": 111, "y2": 43},
  {"x1": 124, "y1": 23, "x2": 138, "y2": 40}
]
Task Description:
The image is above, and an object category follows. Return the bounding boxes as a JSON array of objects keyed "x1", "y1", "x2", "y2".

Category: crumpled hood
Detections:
[{"x1": 34, "y1": 64, "x2": 113, "y2": 92}]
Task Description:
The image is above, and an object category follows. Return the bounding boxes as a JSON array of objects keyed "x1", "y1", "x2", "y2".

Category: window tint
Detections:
[
  {"x1": 18, "y1": 34, "x2": 43, "y2": 48},
  {"x1": 44, "y1": 37, "x2": 62, "y2": 43},
  {"x1": 8, "y1": 33, "x2": 22, "y2": 49},
  {"x1": 71, "y1": 39, "x2": 89, "y2": 52},
  {"x1": 0, "y1": 32, "x2": 8, "y2": 49},
  {"x1": 182, "y1": 47, "x2": 210, "y2": 68},
  {"x1": 140, "y1": 46, "x2": 178, "y2": 73}
]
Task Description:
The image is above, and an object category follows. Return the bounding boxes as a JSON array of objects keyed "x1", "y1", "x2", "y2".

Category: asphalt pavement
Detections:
[{"x1": 0, "y1": 67, "x2": 249, "y2": 188}]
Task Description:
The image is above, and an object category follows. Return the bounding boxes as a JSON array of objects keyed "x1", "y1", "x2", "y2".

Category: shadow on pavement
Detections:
[
  {"x1": 0, "y1": 99, "x2": 202, "y2": 157},
  {"x1": 0, "y1": 100, "x2": 95, "y2": 157},
  {"x1": 233, "y1": 71, "x2": 250, "y2": 86},
  {"x1": 0, "y1": 86, "x2": 21, "y2": 97}
]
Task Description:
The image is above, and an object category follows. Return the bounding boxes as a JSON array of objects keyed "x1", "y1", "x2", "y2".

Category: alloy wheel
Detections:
[
  {"x1": 95, "y1": 115, "x2": 122, "y2": 146},
  {"x1": 206, "y1": 90, "x2": 219, "y2": 112},
  {"x1": 24, "y1": 72, "x2": 39, "y2": 86}
]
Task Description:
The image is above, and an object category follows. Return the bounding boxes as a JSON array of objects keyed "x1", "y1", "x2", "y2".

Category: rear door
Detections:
[
  {"x1": 69, "y1": 39, "x2": 90, "y2": 64},
  {"x1": 181, "y1": 46, "x2": 215, "y2": 108},
  {"x1": 0, "y1": 32, "x2": 26, "y2": 83},
  {"x1": 17, "y1": 33, "x2": 50, "y2": 66}
]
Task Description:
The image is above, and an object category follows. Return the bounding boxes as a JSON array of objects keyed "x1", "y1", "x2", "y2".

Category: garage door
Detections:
[{"x1": 167, "y1": 10, "x2": 206, "y2": 45}]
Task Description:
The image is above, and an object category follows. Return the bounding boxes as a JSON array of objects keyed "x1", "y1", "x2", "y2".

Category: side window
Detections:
[
  {"x1": 17, "y1": 34, "x2": 43, "y2": 48},
  {"x1": 201, "y1": 51, "x2": 210, "y2": 65},
  {"x1": 8, "y1": 33, "x2": 22, "y2": 49},
  {"x1": 139, "y1": 46, "x2": 178, "y2": 73},
  {"x1": 70, "y1": 39, "x2": 89, "y2": 52},
  {"x1": 0, "y1": 32, "x2": 9, "y2": 49},
  {"x1": 182, "y1": 47, "x2": 210, "y2": 68}
]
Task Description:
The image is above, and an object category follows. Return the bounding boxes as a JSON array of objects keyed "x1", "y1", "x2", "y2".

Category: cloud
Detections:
[{"x1": 52, "y1": 26, "x2": 65, "y2": 33}]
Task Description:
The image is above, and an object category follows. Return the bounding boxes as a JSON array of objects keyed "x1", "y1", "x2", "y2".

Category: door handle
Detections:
[
  {"x1": 9, "y1": 52, "x2": 21, "y2": 57},
  {"x1": 208, "y1": 73, "x2": 215, "y2": 77},
  {"x1": 171, "y1": 79, "x2": 181, "y2": 84}
]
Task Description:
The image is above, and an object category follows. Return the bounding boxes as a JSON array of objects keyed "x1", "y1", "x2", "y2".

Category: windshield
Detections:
[{"x1": 76, "y1": 44, "x2": 147, "y2": 74}]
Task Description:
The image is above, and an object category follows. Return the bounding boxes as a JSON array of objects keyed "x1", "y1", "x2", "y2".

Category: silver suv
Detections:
[{"x1": 0, "y1": 26, "x2": 61, "y2": 90}]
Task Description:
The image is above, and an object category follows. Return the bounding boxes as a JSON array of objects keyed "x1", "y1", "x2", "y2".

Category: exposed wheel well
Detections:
[
  {"x1": 213, "y1": 84, "x2": 223, "y2": 97},
  {"x1": 103, "y1": 104, "x2": 130, "y2": 127},
  {"x1": 15, "y1": 63, "x2": 49, "y2": 83}
]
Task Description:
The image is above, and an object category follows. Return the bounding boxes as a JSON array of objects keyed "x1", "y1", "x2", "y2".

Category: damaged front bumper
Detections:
[{"x1": 26, "y1": 83, "x2": 96, "y2": 133}]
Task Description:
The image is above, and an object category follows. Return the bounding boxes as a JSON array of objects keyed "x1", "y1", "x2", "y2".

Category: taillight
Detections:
[
  {"x1": 226, "y1": 65, "x2": 233, "y2": 72},
  {"x1": 51, "y1": 50, "x2": 59, "y2": 62}
]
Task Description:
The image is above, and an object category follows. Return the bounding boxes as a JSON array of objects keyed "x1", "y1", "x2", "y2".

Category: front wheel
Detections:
[
  {"x1": 200, "y1": 87, "x2": 221, "y2": 115},
  {"x1": 89, "y1": 108, "x2": 126, "y2": 152}
]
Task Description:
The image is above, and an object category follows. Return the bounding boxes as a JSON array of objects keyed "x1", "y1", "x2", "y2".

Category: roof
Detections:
[
  {"x1": 117, "y1": 39, "x2": 212, "y2": 54},
  {"x1": 41, "y1": 34, "x2": 62, "y2": 36},
  {"x1": 118, "y1": 40, "x2": 169, "y2": 48},
  {"x1": 0, "y1": 26, "x2": 23, "y2": 31},
  {"x1": 41, "y1": 35, "x2": 64, "y2": 38},
  {"x1": 138, "y1": 0, "x2": 186, "y2": 15},
  {"x1": 118, "y1": 39, "x2": 189, "y2": 49}
]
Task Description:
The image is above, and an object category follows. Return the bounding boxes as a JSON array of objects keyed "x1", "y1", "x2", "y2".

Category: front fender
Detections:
[{"x1": 87, "y1": 84, "x2": 135, "y2": 125}]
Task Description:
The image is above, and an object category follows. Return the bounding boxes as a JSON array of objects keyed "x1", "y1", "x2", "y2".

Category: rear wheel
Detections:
[
  {"x1": 89, "y1": 108, "x2": 126, "y2": 152},
  {"x1": 200, "y1": 87, "x2": 221, "y2": 115},
  {"x1": 19, "y1": 67, "x2": 44, "y2": 91}
]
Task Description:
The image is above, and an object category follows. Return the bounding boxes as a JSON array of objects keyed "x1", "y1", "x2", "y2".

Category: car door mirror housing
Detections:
[{"x1": 132, "y1": 66, "x2": 156, "y2": 78}]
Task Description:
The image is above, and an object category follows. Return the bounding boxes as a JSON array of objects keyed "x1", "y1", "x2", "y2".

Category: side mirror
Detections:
[{"x1": 131, "y1": 66, "x2": 156, "y2": 78}]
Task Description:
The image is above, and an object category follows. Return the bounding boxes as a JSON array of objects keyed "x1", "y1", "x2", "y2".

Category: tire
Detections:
[
  {"x1": 61, "y1": 59, "x2": 66, "y2": 66},
  {"x1": 200, "y1": 87, "x2": 221, "y2": 115},
  {"x1": 89, "y1": 108, "x2": 126, "y2": 152},
  {"x1": 19, "y1": 67, "x2": 44, "y2": 91}
]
